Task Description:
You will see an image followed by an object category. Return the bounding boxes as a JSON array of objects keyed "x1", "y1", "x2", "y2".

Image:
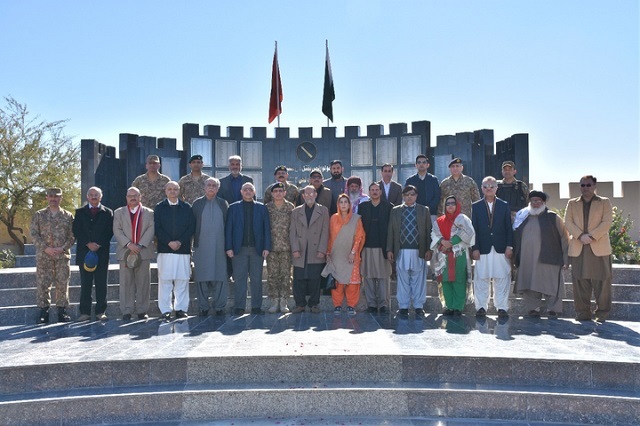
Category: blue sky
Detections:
[{"x1": 1, "y1": 0, "x2": 638, "y2": 190}]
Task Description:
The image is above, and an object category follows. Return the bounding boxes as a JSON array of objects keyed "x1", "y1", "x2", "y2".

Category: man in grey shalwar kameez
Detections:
[
  {"x1": 192, "y1": 177, "x2": 229, "y2": 316},
  {"x1": 513, "y1": 190, "x2": 569, "y2": 318}
]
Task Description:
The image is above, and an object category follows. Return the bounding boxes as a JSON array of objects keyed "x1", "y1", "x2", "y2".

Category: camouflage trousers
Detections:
[
  {"x1": 36, "y1": 256, "x2": 70, "y2": 309},
  {"x1": 266, "y1": 251, "x2": 292, "y2": 298}
]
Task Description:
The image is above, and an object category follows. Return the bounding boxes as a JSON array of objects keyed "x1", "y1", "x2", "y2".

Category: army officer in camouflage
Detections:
[
  {"x1": 132, "y1": 154, "x2": 171, "y2": 209},
  {"x1": 438, "y1": 158, "x2": 481, "y2": 218},
  {"x1": 30, "y1": 188, "x2": 76, "y2": 324},
  {"x1": 266, "y1": 182, "x2": 295, "y2": 313},
  {"x1": 178, "y1": 154, "x2": 211, "y2": 205}
]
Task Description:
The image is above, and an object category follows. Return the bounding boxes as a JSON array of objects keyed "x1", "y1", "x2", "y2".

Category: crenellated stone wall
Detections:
[{"x1": 541, "y1": 181, "x2": 640, "y2": 242}]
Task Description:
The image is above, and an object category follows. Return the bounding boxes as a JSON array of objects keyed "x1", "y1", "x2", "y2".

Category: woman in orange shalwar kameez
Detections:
[{"x1": 322, "y1": 193, "x2": 366, "y2": 315}]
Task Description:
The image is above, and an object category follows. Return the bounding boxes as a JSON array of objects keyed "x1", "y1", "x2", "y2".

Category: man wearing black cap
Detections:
[
  {"x1": 297, "y1": 169, "x2": 332, "y2": 209},
  {"x1": 263, "y1": 165, "x2": 299, "y2": 204},
  {"x1": 73, "y1": 187, "x2": 114, "y2": 321},
  {"x1": 439, "y1": 158, "x2": 480, "y2": 218},
  {"x1": 496, "y1": 161, "x2": 529, "y2": 222},
  {"x1": 513, "y1": 190, "x2": 568, "y2": 318},
  {"x1": 179, "y1": 154, "x2": 211, "y2": 205}
]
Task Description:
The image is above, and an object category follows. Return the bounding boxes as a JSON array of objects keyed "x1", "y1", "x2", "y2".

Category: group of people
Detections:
[{"x1": 30, "y1": 153, "x2": 614, "y2": 325}]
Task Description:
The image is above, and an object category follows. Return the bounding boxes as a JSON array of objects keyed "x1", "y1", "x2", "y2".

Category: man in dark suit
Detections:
[
  {"x1": 378, "y1": 163, "x2": 402, "y2": 206},
  {"x1": 405, "y1": 155, "x2": 440, "y2": 223},
  {"x1": 471, "y1": 176, "x2": 513, "y2": 318},
  {"x1": 218, "y1": 155, "x2": 253, "y2": 204},
  {"x1": 225, "y1": 182, "x2": 272, "y2": 315},
  {"x1": 73, "y1": 187, "x2": 114, "y2": 321}
]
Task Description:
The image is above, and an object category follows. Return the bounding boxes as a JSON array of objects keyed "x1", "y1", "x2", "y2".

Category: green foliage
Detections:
[
  {"x1": 0, "y1": 249, "x2": 16, "y2": 268},
  {"x1": 0, "y1": 96, "x2": 80, "y2": 254},
  {"x1": 609, "y1": 207, "x2": 640, "y2": 264},
  {"x1": 553, "y1": 206, "x2": 639, "y2": 264}
]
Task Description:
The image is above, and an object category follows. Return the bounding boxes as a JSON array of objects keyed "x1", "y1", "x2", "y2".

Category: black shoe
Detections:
[
  {"x1": 122, "y1": 314, "x2": 132, "y2": 321},
  {"x1": 476, "y1": 308, "x2": 487, "y2": 317},
  {"x1": 175, "y1": 310, "x2": 188, "y2": 319},
  {"x1": 37, "y1": 308, "x2": 49, "y2": 324},
  {"x1": 398, "y1": 308, "x2": 409, "y2": 318},
  {"x1": 161, "y1": 312, "x2": 171, "y2": 321},
  {"x1": 234, "y1": 308, "x2": 245, "y2": 316},
  {"x1": 57, "y1": 308, "x2": 71, "y2": 323},
  {"x1": 442, "y1": 308, "x2": 454, "y2": 316},
  {"x1": 367, "y1": 307, "x2": 377, "y2": 314},
  {"x1": 215, "y1": 310, "x2": 226, "y2": 316},
  {"x1": 379, "y1": 306, "x2": 388, "y2": 314},
  {"x1": 199, "y1": 309, "x2": 209, "y2": 317},
  {"x1": 453, "y1": 309, "x2": 462, "y2": 316},
  {"x1": 415, "y1": 308, "x2": 425, "y2": 317},
  {"x1": 497, "y1": 309, "x2": 509, "y2": 318},
  {"x1": 547, "y1": 311, "x2": 558, "y2": 319},
  {"x1": 137, "y1": 313, "x2": 149, "y2": 320},
  {"x1": 251, "y1": 308, "x2": 264, "y2": 315},
  {"x1": 526, "y1": 310, "x2": 541, "y2": 318}
]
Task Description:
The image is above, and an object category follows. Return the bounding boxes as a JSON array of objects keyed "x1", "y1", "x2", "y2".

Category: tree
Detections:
[{"x1": 0, "y1": 96, "x2": 80, "y2": 254}]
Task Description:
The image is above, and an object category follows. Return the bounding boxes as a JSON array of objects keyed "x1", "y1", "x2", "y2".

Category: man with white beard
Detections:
[{"x1": 513, "y1": 191, "x2": 569, "y2": 318}]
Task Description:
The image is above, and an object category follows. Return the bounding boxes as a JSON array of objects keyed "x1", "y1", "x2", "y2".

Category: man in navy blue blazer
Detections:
[
  {"x1": 471, "y1": 176, "x2": 513, "y2": 318},
  {"x1": 225, "y1": 182, "x2": 271, "y2": 315}
]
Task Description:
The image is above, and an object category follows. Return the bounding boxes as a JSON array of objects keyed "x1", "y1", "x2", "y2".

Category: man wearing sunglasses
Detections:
[{"x1": 564, "y1": 175, "x2": 613, "y2": 323}]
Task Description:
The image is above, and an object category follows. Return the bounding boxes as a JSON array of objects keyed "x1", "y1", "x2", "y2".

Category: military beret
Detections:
[
  {"x1": 274, "y1": 165, "x2": 288, "y2": 174},
  {"x1": 189, "y1": 155, "x2": 203, "y2": 163},
  {"x1": 271, "y1": 182, "x2": 285, "y2": 192},
  {"x1": 448, "y1": 158, "x2": 463, "y2": 167}
]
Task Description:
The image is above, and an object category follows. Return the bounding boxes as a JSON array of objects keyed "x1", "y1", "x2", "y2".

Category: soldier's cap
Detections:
[
  {"x1": 448, "y1": 158, "x2": 463, "y2": 167},
  {"x1": 309, "y1": 169, "x2": 323, "y2": 178},
  {"x1": 346, "y1": 176, "x2": 362, "y2": 187},
  {"x1": 189, "y1": 154, "x2": 203, "y2": 163},
  {"x1": 528, "y1": 190, "x2": 547, "y2": 202},
  {"x1": 270, "y1": 182, "x2": 285, "y2": 192},
  {"x1": 83, "y1": 251, "x2": 99, "y2": 272},
  {"x1": 274, "y1": 165, "x2": 288, "y2": 174},
  {"x1": 502, "y1": 160, "x2": 515, "y2": 169},
  {"x1": 146, "y1": 154, "x2": 160, "y2": 163},
  {"x1": 46, "y1": 188, "x2": 62, "y2": 196}
]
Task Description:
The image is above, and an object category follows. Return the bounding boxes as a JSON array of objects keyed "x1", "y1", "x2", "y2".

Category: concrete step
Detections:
[
  {"x1": 0, "y1": 354, "x2": 638, "y2": 424},
  {"x1": 0, "y1": 383, "x2": 638, "y2": 425},
  {"x1": 21, "y1": 241, "x2": 119, "y2": 256}
]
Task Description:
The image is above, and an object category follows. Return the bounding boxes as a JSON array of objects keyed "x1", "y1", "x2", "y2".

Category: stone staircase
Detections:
[{"x1": 0, "y1": 243, "x2": 638, "y2": 424}]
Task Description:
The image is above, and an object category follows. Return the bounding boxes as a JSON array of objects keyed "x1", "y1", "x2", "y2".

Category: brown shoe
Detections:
[
  {"x1": 292, "y1": 306, "x2": 305, "y2": 314},
  {"x1": 310, "y1": 306, "x2": 321, "y2": 313}
]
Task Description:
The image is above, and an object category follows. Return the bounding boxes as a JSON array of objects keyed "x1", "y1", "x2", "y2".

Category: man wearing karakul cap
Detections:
[
  {"x1": 179, "y1": 154, "x2": 211, "y2": 205},
  {"x1": 31, "y1": 187, "x2": 76, "y2": 324}
]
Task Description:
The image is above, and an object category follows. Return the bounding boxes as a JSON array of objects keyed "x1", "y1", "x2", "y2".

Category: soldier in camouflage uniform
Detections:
[
  {"x1": 30, "y1": 188, "x2": 76, "y2": 324},
  {"x1": 131, "y1": 154, "x2": 170, "y2": 209},
  {"x1": 178, "y1": 154, "x2": 211, "y2": 205},
  {"x1": 438, "y1": 158, "x2": 481, "y2": 218},
  {"x1": 263, "y1": 165, "x2": 299, "y2": 204},
  {"x1": 266, "y1": 183, "x2": 295, "y2": 313}
]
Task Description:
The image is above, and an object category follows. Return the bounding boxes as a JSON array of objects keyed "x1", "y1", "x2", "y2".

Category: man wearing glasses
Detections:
[
  {"x1": 387, "y1": 185, "x2": 433, "y2": 318},
  {"x1": 471, "y1": 176, "x2": 513, "y2": 319},
  {"x1": 564, "y1": 175, "x2": 613, "y2": 323}
]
